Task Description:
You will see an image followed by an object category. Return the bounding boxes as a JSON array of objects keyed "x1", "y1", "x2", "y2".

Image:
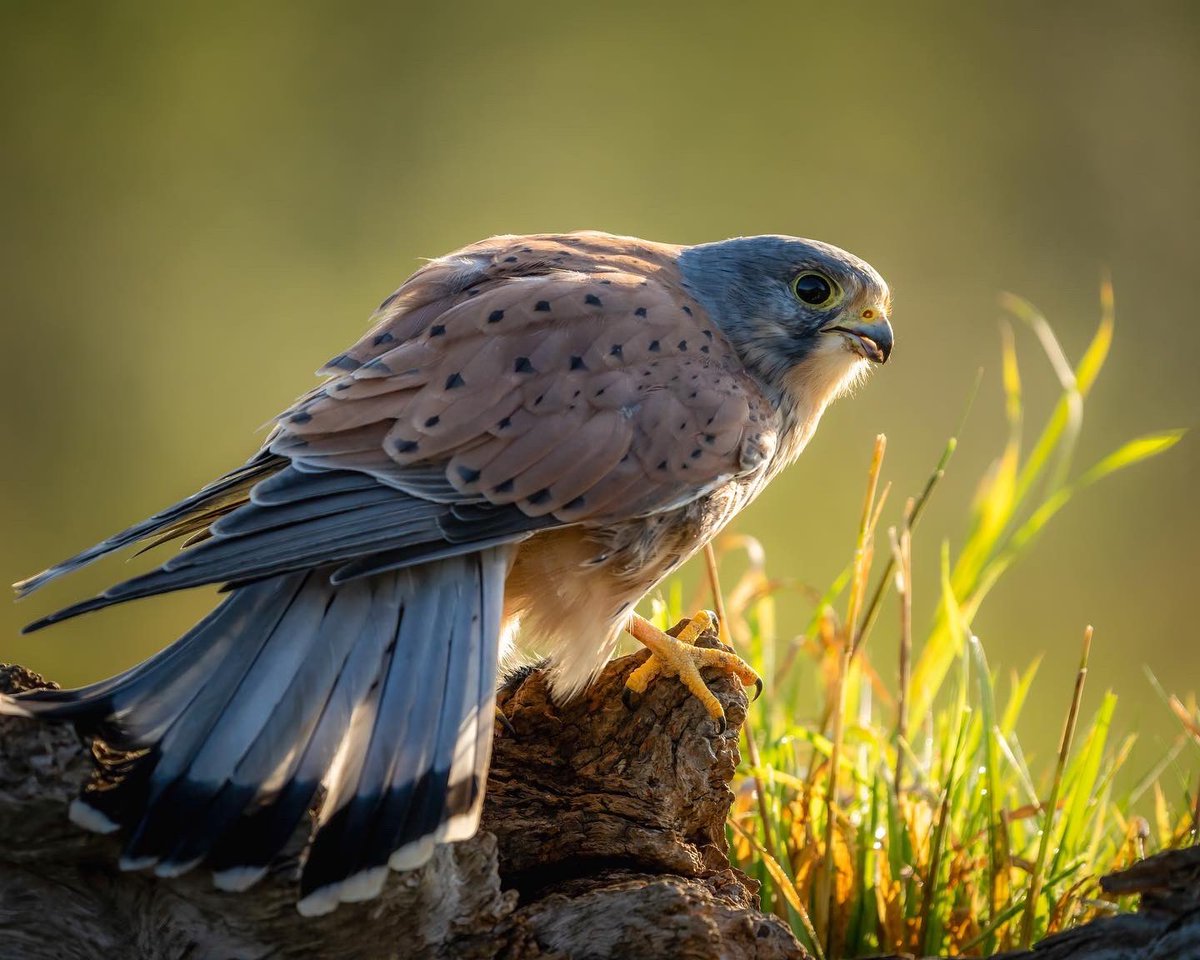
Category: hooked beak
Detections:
[{"x1": 823, "y1": 315, "x2": 893, "y2": 364}]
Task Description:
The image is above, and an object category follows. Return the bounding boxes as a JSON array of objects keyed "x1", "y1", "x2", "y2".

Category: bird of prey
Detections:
[{"x1": 2, "y1": 231, "x2": 892, "y2": 915}]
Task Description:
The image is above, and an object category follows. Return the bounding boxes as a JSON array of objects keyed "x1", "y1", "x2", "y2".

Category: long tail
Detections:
[{"x1": 1, "y1": 549, "x2": 506, "y2": 916}]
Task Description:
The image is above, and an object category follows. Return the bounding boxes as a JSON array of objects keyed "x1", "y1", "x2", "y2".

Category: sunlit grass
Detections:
[{"x1": 650, "y1": 285, "x2": 1191, "y2": 958}]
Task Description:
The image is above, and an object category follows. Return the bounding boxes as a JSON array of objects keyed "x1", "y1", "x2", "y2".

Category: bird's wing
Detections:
[
  {"x1": 17, "y1": 234, "x2": 776, "y2": 622},
  {"x1": 277, "y1": 233, "x2": 778, "y2": 525}
]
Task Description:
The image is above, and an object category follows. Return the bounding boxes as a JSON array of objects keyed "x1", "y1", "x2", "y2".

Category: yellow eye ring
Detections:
[{"x1": 790, "y1": 271, "x2": 839, "y2": 307}]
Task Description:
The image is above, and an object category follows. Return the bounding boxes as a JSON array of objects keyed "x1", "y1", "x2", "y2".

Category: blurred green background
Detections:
[{"x1": 2, "y1": 2, "x2": 1196, "y2": 779}]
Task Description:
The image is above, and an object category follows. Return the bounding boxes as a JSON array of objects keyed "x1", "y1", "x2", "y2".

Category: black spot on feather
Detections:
[{"x1": 325, "y1": 354, "x2": 361, "y2": 371}]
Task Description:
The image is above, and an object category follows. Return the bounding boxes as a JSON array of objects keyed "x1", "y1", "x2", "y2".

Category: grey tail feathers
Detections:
[{"x1": 0, "y1": 549, "x2": 507, "y2": 916}]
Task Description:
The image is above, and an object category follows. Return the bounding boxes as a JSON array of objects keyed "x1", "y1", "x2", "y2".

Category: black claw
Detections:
[
  {"x1": 714, "y1": 714, "x2": 727, "y2": 736},
  {"x1": 495, "y1": 708, "x2": 517, "y2": 738},
  {"x1": 753, "y1": 678, "x2": 763, "y2": 701},
  {"x1": 622, "y1": 686, "x2": 639, "y2": 712}
]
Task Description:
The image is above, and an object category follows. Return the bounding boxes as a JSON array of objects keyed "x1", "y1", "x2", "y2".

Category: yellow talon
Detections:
[{"x1": 623, "y1": 611, "x2": 761, "y2": 733}]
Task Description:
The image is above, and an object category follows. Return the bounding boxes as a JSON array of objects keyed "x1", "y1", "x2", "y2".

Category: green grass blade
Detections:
[
  {"x1": 1001, "y1": 658, "x2": 1043, "y2": 737},
  {"x1": 1007, "y1": 291, "x2": 1114, "y2": 508},
  {"x1": 967, "y1": 430, "x2": 1185, "y2": 619},
  {"x1": 970, "y1": 634, "x2": 1006, "y2": 948},
  {"x1": 1058, "y1": 692, "x2": 1117, "y2": 861},
  {"x1": 1020, "y1": 628, "x2": 1093, "y2": 947},
  {"x1": 908, "y1": 541, "x2": 970, "y2": 732}
]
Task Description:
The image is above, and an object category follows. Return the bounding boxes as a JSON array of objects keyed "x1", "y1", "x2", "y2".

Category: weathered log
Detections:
[
  {"x1": 988, "y1": 843, "x2": 1200, "y2": 960},
  {"x1": 0, "y1": 628, "x2": 805, "y2": 960}
]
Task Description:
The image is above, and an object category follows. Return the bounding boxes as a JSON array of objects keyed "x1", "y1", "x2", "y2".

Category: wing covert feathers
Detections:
[{"x1": 282, "y1": 232, "x2": 776, "y2": 525}]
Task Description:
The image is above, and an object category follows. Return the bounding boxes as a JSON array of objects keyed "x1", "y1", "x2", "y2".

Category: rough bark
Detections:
[{"x1": 0, "y1": 628, "x2": 804, "y2": 960}]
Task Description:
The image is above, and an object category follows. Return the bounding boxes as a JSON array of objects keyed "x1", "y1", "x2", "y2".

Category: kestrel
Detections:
[{"x1": 2, "y1": 231, "x2": 892, "y2": 914}]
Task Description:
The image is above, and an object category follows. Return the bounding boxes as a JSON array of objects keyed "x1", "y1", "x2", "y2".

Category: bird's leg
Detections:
[{"x1": 622, "y1": 610, "x2": 762, "y2": 734}]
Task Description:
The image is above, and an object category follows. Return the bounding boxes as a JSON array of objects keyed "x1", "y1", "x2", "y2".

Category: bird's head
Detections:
[{"x1": 678, "y1": 235, "x2": 892, "y2": 414}]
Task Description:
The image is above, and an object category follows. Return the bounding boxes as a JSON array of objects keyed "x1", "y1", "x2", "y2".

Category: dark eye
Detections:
[{"x1": 791, "y1": 271, "x2": 836, "y2": 306}]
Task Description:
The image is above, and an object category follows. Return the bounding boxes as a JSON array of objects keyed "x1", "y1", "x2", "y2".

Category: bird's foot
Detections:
[{"x1": 622, "y1": 610, "x2": 761, "y2": 734}]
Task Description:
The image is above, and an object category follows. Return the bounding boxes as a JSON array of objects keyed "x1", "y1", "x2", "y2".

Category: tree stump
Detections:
[{"x1": 0, "y1": 628, "x2": 805, "y2": 960}]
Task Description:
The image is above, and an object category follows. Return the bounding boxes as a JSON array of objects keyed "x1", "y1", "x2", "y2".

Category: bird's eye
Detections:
[{"x1": 790, "y1": 271, "x2": 837, "y2": 307}]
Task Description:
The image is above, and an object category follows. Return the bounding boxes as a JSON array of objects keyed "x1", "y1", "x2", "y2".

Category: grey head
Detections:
[{"x1": 678, "y1": 235, "x2": 893, "y2": 399}]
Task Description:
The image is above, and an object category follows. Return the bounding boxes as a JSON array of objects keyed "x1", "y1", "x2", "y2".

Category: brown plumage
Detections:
[
  {"x1": 276, "y1": 233, "x2": 787, "y2": 694},
  {"x1": 289, "y1": 234, "x2": 765, "y2": 520},
  {"x1": 4, "y1": 230, "x2": 892, "y2": 913}
]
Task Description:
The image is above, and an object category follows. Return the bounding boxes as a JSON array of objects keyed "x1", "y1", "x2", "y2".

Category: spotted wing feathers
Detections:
[{"x1": 283, "y1": 234, "x2": 775, "y2": 525}]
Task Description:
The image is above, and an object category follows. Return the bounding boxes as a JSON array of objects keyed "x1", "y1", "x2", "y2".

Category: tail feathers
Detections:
[
  {"x1": 118, "y1": 572, "x2": 340, "y2": 872},
  {"x1": 295, "y1": 552, "x2": 503, "y2": 915},
  {"x1": 4, "y1": 551, "x2": 507, "y2": 914},
  {"x1": 0, "y1": 576, "x2": 286, "y2": 741},
  {"x1": 207, "y1": 575, "x2": 405, "y2": 884},
  {"x1": 36, "y1": 575, "x2": 309, "y2": 843}
]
